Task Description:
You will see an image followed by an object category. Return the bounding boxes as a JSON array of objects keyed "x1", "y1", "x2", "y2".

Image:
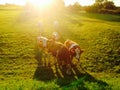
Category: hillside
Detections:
[{"x1": 0, "y1": 7, "x2": 120, "y2": 89}]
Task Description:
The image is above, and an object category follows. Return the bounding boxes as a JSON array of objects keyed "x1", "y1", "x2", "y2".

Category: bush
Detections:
[
  {"x1": 103, "y1": 1, "x2": 116, "y2": 10},
  {"x1": 84, "y1": 1, "x2": 120, "y2": 15},
  {"x1": 99, "y1": 9, "x2": 120, "y2": 14},
  {"x1": 85, "y1": 3, "x2": 103, "y2": 13}
]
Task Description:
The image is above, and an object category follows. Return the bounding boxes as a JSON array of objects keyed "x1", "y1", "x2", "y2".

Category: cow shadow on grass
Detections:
[
  {"x1": 33, "y1": 48, "x2": 111, "y2": 89},
  {"x1": 55, "y1": 66, "x2": 111, "y2": 90},
  {"x1": 33, "y1": 48, "x2": 55, "y2": 81}
]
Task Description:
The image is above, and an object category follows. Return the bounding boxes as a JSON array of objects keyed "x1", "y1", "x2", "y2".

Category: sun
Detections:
[{"x1": 29, "y1": 0, "x2": 53, "y2": 9}]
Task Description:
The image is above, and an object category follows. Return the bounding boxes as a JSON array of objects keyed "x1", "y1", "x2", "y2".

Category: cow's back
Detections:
[
  {"x1": 48, "y1": 41, "x2": 71, "y2": 63},
  {"x1": 57, "y1": 45, "x2": 72, "y2": 65}
]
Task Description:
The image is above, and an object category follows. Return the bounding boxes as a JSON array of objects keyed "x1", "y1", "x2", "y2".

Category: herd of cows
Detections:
[{"x1": 36, "y1": 33, "x2": 84, "y2": 75}]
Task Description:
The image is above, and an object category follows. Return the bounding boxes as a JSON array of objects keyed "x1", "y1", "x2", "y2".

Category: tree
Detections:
[
  {"x1": 95, "y1": 0, "x2": 104, "y2": 3},
  {"x1": 85, "y1": 0, "x2": 118, "y2": 14},
  {"x1": 67, "y1": 2, "x2": 81, "y2": 13},
  {"x1": 103, "y1": 1, "x2": 116, "y2": 10},
  {"x1": 73, "y1": 2, "x2": 81, "y2": 10}
]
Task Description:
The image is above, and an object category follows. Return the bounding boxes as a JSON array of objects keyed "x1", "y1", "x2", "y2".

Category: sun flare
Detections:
[{"x1": 29, "y1": 0, "x2": 53, "y2": 8}]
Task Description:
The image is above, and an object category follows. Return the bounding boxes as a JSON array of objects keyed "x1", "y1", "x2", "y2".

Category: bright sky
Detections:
[
  {"x1": 64, "y1": 0, "x2": 95, "y2": 6},
  {"x1": 0, "y1": 0, "x2": 120, "y2": 6}
]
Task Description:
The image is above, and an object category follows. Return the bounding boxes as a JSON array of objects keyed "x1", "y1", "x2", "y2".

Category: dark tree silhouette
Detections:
[
  {"x1": 103, "y1": 1, "x2": 116, "y2": 10},
  {"x1": 67, "y1": 2, "x2": 82, "y2": 13},
  {"x1": 95, "y1": 0, "x2": 104, "y2": 3},
  {"x1": 72, "y1": 2, "x2": 81, "y2": 11}
]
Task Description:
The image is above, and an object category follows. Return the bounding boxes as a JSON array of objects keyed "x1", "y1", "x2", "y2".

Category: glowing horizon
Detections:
[
  {"x1": 0, "y1": 0, "x2": 120, "y2": 6},
  {"x1": 64, "y1": 0, "x2": 95, "y2": 6}
]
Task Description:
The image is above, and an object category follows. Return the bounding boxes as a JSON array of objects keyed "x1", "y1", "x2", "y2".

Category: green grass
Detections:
[
  {"x1": 0, "y1": 79, "x2": 59, "y2": 90},
  {"x1": 0, "y1": 6, "x2": 120, "y2": 89}
]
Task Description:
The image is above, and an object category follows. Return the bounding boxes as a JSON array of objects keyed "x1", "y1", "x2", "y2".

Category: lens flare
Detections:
[{"x1": 29, "y1": 0, "x2": 53, "y2": 9}]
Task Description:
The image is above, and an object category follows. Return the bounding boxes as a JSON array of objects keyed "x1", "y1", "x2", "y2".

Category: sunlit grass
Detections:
[
  {"x1": 0, "y1": 6, "x2": 120, "y2": 89},
  {"x1": 0, "y1": 79, "x2": 59, "y2": 90}
]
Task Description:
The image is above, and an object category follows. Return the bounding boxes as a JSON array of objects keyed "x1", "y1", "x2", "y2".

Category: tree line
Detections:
[
  {"x1": 1, "y1": 0, "x2": 120, "y2": 14},
  {"x1": 67, "y1": 0, "x2": 120, "y2": 14},
  {"x1": 40, "y1": 0, "x2": 120, "y2": 15}
]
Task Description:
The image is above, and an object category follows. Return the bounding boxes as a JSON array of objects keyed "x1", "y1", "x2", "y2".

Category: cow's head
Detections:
[
  {"x1": 70, "y1": 47, "x2": 84, "y2": 61},
  {"x1": 37, "y1": 36, "x2": 48, "y2": 48}
]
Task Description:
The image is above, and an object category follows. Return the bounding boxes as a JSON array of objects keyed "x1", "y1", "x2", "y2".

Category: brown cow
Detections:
[
  {"x1": 47, "y1": 39, "x2": 72, "y2": 74},
  {"x1": 64, "y1": 39, "x2": 84, "y2": 62},
  {"x1": 48, "y1": 40, "x2": 72, "y2": 65},
  {"x1": 37, "y1": 36, "x2": 72, "y2": 75}
]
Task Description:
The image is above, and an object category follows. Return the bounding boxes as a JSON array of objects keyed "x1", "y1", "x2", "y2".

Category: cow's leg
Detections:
[
  {"x1": 38, "y1": 47, "x2": 42, "y2": 66},
  {"x1": 54, "y1": 57, "x2": 58, "y2": 65},
  {"x1": 48, "y1": 53, "x2": 51, "y2": 67},
  {"x1": 43, "y1": 53, "x2": 47, "y2": 67},
  {"x1": 54, "y1": 57, "x2": 58, "y2": 68},
  {"x1": 57, "y1": 59, "x2": 62, "y2": 69},
  {"x1": 65, "y1": 58, "x2": 72, "y2": 75},
  {"x1": 66, "y1": 64, "x2": 72, "y2": 75}
]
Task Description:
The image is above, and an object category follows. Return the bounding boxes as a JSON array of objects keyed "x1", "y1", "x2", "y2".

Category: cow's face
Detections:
[
  {"x1": 74, "y1": 48, "x2": 84, "y2": 61},
  {"x1": 37, "y1": 36, "x2": 48, "y2": 48},
  {"x1": 75, "y1": 48, "x2": 80, "y2": 60}
]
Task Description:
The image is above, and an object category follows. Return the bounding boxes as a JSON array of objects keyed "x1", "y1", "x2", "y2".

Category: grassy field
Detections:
[{"x1": 0, "y1": 6, "x2": 120, "y2": 90}]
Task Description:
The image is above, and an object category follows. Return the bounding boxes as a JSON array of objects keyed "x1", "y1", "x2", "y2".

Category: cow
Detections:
[
  {"x1": 36, "y1": 36, "x2": 50, "y2": 66},
  {"x1": 37, "y1": 36, "x2": 72, "y2": 75},
  {"x1": 64, "y1": 39, "x2": 84, "y2": 63}
]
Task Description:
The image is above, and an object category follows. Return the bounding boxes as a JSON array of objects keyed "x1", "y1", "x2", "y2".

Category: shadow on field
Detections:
[
  {"x1": 33, "y1": 47, "x2": 110, "y2": 89},
  {"x1": 56, "y1": 67, "x2": 110, "y2": 89},
  {"x1": 33, "y1": 47, "x2": 55, "y2": 81}
]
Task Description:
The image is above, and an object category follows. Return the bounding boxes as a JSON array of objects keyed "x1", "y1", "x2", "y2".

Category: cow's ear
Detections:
[
  {"x1": 70, "y1": 48, "x2": 75, "y2": 53},
  {"x1": 65, "y1": 39, "x2": 70, "y2": 45}
]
